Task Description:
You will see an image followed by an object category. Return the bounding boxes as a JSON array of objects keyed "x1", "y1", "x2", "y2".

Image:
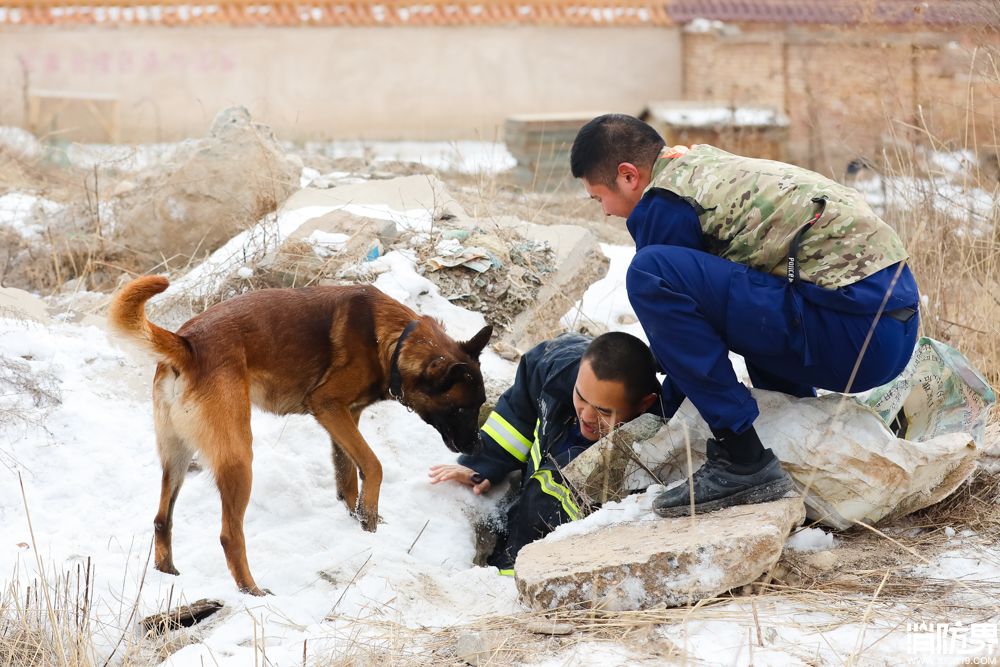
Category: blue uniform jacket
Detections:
[{"x1": 627, "y1": 189, "x2": 920, "y2": 422}]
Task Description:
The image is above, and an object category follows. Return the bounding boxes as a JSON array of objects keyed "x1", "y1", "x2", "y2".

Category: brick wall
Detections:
[{"x1": 681, "y1": 23, "x2": 1000, "y2": 176}]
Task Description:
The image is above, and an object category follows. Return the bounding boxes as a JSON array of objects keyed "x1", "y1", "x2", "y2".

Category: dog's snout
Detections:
[
  {"x1": 439, "y1": 427, "x2": 480, "y2": 454},
  {"x1": 452, "y1": 434, "x2": 482, "y2": 455}
]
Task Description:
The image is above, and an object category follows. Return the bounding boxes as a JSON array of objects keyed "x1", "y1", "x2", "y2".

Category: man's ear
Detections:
[
  {"x1": 617, "y1": 162, "x2": 641, "y2": 189},
  {"x1": 638, "y1": 392, "x2": 658, "y2": 414}
]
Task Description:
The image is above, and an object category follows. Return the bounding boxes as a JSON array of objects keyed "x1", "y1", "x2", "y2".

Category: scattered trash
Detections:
[
  {"x1": 306, "y1": 230, "x2": 350, "y2": 258},
  {"x1": 865, "y1": 336, "x2": 996, "y2": 446},
  {"x1": 426, "y1": 239, "x2": 499, "y2": 272},
  {"x1": 365, "y1": 240, "x2": 384, "y2": 261}
]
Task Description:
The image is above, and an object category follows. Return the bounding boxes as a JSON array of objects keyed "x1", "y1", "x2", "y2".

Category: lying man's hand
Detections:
[{"x1": 428, "y1": 464, "x2": 492, "y2": 495}]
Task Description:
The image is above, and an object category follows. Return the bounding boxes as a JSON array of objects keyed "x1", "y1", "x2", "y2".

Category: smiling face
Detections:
[{"x1": 572, "y1": 359, "x2": 646, "y2": 441}]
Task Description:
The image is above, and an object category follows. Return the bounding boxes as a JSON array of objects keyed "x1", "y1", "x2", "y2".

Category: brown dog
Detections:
[{"x1": 108, "y1": 276, "x2": 491, "y2": 595}]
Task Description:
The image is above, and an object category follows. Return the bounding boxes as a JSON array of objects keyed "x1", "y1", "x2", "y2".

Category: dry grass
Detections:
[{"x1": 1, "y1": 35, "x2": 999, "y2": 667}]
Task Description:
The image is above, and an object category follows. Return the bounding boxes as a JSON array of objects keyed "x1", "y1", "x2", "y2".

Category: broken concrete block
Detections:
[
  {"x1": 515, "y1": 495, "x2": 804, "y2": 610},
  {"x1": 0, "y1": 287, "x2": 50, "y2": 324},
  {"x1": 489, "y1": 218, "x2": 608, "y2": 352},
  {"x1": 281, "y1": 173, "x2": 466, "y2": 226},
  {"x1": 562, "y1": 413, "x2": 665, "y2": 505}
]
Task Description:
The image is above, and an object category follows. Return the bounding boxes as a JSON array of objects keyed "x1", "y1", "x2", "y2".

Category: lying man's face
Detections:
[{"x1": 572, "y1": 358, "x2": 647, "y2": 441}]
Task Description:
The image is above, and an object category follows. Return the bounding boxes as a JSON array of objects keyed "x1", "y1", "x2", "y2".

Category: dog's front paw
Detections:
[
  {"x1": 240, "y1": 585, "x2": 272, "y2": 597},
  {"x1": 357, "y1": 507, "x2": 380, "y2": 532},
  {"x1": 155, "y1": 562, "x2": 180, "y2": 576},
  {"x1": 351, "y1": 506, "x2": 382, "y2": 532}
]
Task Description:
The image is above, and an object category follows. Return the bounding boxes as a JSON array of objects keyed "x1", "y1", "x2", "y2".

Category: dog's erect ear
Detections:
[{"x1": 460, "y1": 325, "x2": 493, "y2": 359}]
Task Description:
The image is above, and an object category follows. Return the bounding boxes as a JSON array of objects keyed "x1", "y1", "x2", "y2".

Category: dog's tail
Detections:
[{"x1": 108, "y1": 276, "x2": 192, "y2": 368}]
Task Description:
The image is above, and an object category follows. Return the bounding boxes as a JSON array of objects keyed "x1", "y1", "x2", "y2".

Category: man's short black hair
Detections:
[
  {"x1": 570, "y1": 114, "x2": 666, "y2": 188},
  {"x1": 582, "y1": 332, "x2": 660, "y2": 406}
]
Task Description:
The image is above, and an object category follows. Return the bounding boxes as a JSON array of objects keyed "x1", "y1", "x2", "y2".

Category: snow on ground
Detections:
[
  {"x1": 0, "y1": 250, "x2": 520, "y2": 664},
  {"x1": 0, "y1": 219, "x2": 772, "y2": 665},
  {"x1": 561, "y1": 243, "x2": 645, "y2": 341},
  {"x1": 53, "y1": 139, "x2": 515, "y2": 176},
  {"x1": 1, "y1": 158, "x2": 997, "y2": 664},
  {"x1": 785, "y1": 526, "x2": 837, "y2": 552},
  {"x1": 910, "y1": 545, "x2": 1000, "y2": 584},
  {"x1": 300, "y1": 140, "x2": 516, "y2": 176},
  {"x1": 852, "y1": 149, "x2": 998, "y2": 240},
  {"x1": 545, "y1": 487, "x2": 662, "y2": 543},
  {"x1": 0, "y1": 237, "x2": 991, "y2": 665},
  {"x1": 0, "y1": 126, "x2": 43, "y2": 160},
  {"x1": 855, "y1": 173, "x2": 997, "y2": 238},
  {"x1": 0, "y1": 192, "x2": 64, "y2": 239},
  {"x1": 62, "y1": 142, "x2": 186, "y2": 172}
]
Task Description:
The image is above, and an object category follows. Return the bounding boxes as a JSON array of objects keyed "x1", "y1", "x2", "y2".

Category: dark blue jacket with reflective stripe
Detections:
[{"x1": 458, "y1": 333, "x2": 591, "y2": 485}]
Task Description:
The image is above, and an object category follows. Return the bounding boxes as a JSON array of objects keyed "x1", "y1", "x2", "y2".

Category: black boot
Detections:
[{"x1": 652, "y1": 438, "x2": 794, "y2": 518}]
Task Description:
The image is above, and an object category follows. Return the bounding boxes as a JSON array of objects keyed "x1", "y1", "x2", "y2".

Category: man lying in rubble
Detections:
[
  {"x1": 429, "y1": 331, "x2": 660, "y2": 575},
  {"x1": 569, "y1": 113, "x2": 920, "y2": 518}
]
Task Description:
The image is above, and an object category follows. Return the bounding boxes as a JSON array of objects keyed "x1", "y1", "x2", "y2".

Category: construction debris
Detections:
[
  {"x1": 115, "y1": 106, "x2": 302, "y2": 265},
  {"x1": 139, "y1": 599, "x2": 224, "y2": 636},
  {"x1": 563, "y1": 382, "x2": 985, "y2": 530}
]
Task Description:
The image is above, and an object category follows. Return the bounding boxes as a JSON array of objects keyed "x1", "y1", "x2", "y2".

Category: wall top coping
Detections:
[{"x1": 0, "y1": 0, "x2": 674, "y2": 27}]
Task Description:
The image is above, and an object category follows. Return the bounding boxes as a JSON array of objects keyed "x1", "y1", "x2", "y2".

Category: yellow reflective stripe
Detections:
[
  {"x1": 530, "y1": 420, "x2": 542, "y2": 469},
  {"x1": 536, "y1": 471, "x2": 580, "y2": 521},
  {"x1": 482, "y1": 424, "x2": 527, "y2": 463},
  {"x1": 531, "y1": 469, "x2": 581, "y2": 521},
  {"x1": 497, "y1": 568, "x2": 515, "y2": 577},
  {"x1": 482, "y1": 412, "x2": 530, "y2": 462},
  {"x1": 489, "y1": 412, "x2": 532, "y2": 451}
]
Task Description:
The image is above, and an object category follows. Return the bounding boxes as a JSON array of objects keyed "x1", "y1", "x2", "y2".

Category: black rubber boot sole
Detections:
[{"x1": 654, "y1": 474, "x2": 796, "y2": 519}]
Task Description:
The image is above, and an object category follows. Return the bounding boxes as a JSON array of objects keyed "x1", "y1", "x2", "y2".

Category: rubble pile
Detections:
[{"x1": 113, "y1": 106, "x2": 302, "y2": 264}]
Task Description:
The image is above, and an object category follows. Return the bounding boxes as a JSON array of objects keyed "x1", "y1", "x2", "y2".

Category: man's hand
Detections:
[{"x1": 428, "y1": 464, "x2": 492, "y2": 495}]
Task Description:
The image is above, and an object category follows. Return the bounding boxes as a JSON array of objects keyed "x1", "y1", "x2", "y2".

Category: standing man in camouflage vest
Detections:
[{"x1": 570, "y1": 114, "x2": 920, "y2": 517}]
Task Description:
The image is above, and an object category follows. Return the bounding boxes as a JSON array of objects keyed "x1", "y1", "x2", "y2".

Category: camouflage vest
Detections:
[{"x1": 647, "y1": 145, "x2": 908, "y2": 288}]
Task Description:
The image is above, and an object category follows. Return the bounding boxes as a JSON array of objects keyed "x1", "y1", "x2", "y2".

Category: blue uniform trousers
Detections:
[
  {"x1": 626, "y1": 246, "x2": 919, "y2": 435},
  {"x1": 487, "y1": 467, "x2": 574, "y2": 571}
]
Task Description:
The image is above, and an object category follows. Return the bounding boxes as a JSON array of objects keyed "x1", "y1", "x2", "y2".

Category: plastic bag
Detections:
[{"x1": 864, "y1": 337, "x2": 996, "y2": 446}]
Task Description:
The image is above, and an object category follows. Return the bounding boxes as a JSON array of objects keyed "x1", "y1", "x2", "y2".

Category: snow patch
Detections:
[
  {"x1": 786, "y1": 526, "x2": 836, "y2": 552},
  {"x1": 545, "y1": 487, "x2": 662, "y2": 542},
  {"x1": 0, "y1": 192, "x2": 63, "y2": 239}
]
